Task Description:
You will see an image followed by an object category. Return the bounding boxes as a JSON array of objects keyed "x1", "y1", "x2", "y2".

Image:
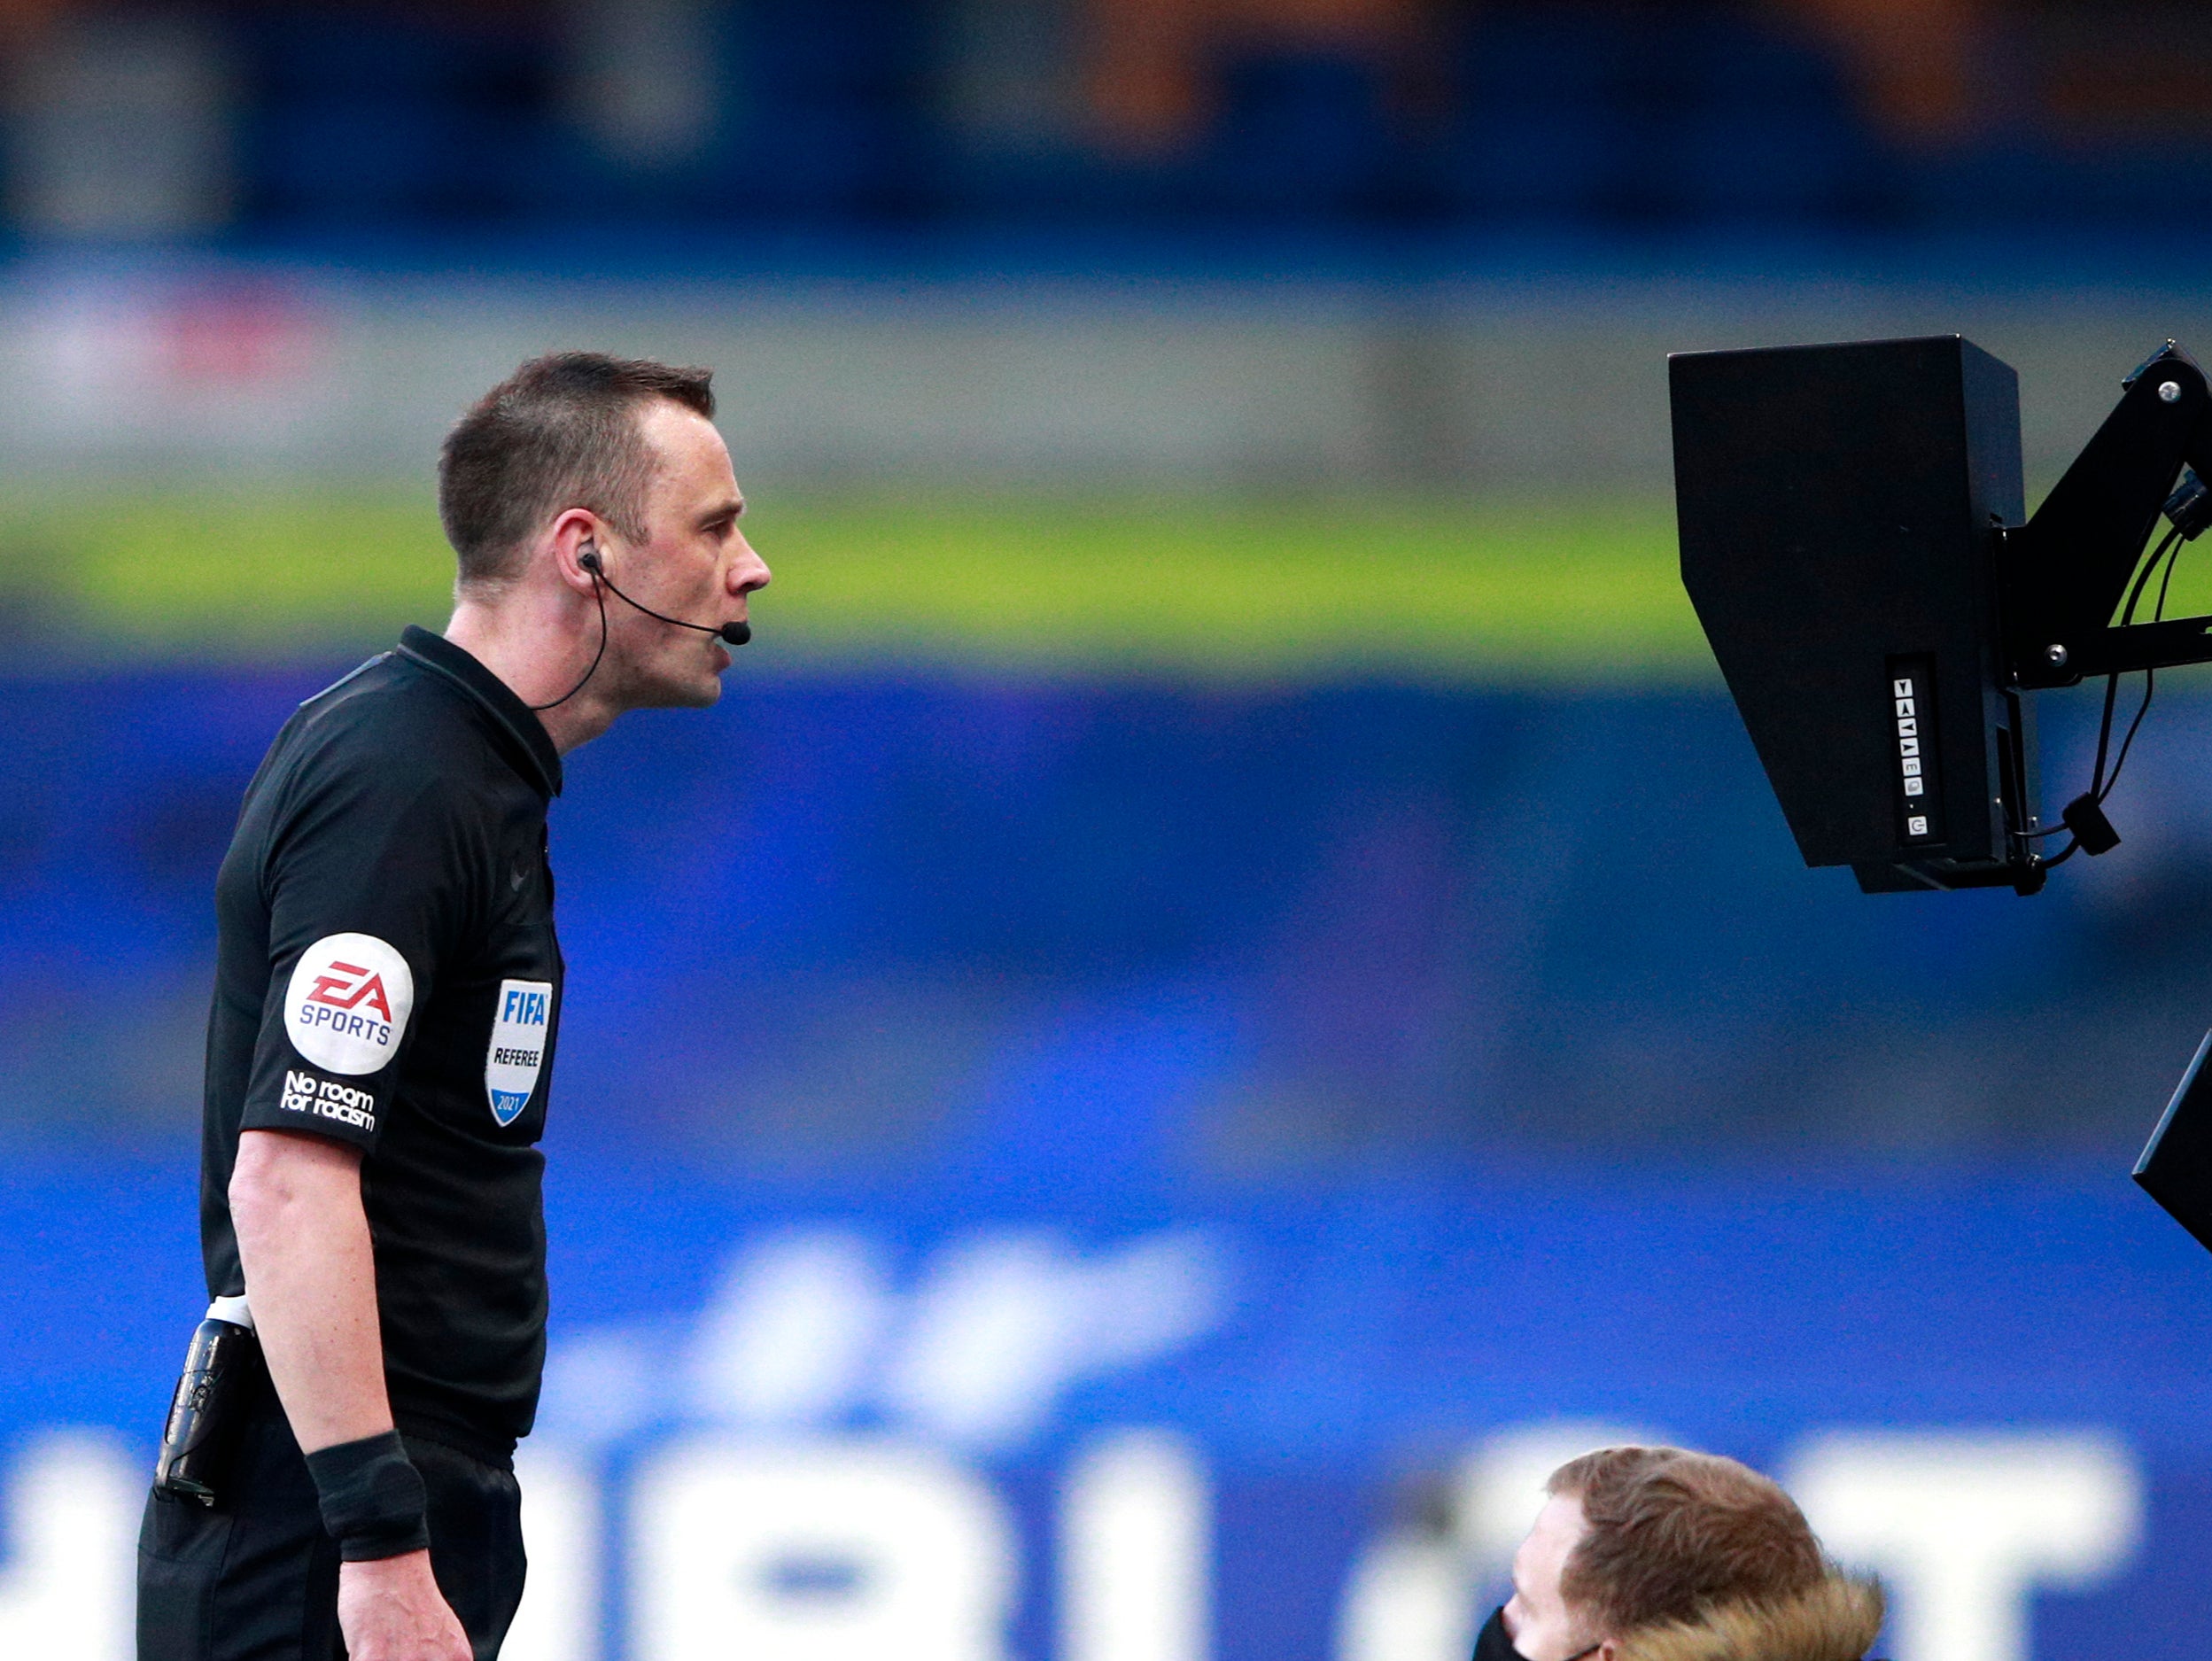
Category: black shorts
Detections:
[{"x1": 136, "y1": 1394, "x2": 525, "y2": 1661}]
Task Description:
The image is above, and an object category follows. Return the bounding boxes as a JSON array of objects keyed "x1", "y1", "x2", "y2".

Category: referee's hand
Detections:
[{"x1": 338, "y1": 1550, "x2": 471, "y2": 1661}]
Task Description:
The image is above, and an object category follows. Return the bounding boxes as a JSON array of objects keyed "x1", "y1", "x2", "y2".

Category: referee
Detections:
[{"x1": 137, "y1": 353, "x2": 769, "y2": 1660}]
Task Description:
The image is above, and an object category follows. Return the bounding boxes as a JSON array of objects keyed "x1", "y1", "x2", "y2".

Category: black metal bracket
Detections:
[{"x1": 2000, "y1": 341, "x2": 2212, "y2": 688}]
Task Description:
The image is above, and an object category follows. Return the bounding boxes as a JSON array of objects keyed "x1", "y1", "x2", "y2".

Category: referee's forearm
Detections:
[{"x1": 229, "y1": 1128, "x2": 396, "y2": 1455}]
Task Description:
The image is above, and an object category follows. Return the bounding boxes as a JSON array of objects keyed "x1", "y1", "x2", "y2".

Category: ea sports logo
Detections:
[
  {"x1": 306, "y1": 960, "x2": 394, "y2": 1023},
  {"x1": 284, "y1": 933, "x2": 415, "y2": 1075}
]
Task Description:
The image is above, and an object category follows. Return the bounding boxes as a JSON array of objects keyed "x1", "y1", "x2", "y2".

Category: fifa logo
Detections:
[{"x1": 500, "y1": 986, "x2": 550, "y2": 1028}]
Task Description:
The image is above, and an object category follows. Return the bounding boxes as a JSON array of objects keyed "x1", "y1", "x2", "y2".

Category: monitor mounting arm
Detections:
[{"x1": 2001, "y1": 341, "x2": 2212, "y2": 690}]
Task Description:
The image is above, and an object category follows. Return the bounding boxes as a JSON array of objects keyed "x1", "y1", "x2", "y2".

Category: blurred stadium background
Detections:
[{"x1": 3, "y1": 2, "x2": 2212, "y2": 1658}]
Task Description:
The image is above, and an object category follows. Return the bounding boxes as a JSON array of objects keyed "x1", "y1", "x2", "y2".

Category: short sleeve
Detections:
[{"x1": 237, "y1": 751, "x2": 480, "y2": 1152}]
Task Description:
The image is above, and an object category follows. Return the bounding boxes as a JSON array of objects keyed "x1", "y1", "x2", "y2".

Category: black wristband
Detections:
[{"x1": 303, "y1": 1431, "x2": 431, "y2": 1562}]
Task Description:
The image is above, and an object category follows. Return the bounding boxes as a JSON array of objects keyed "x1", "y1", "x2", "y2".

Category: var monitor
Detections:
[{"x1": 1672, "y1": 334, "x2": 2212, "y2": 896}]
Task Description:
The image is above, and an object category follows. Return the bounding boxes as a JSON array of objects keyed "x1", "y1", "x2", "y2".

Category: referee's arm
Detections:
[{"x1": 231, "y1": 1130, "x2": 470, "y2": 1661}]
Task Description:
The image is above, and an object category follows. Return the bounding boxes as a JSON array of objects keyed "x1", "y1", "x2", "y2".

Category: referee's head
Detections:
[{"x1": 439, "y1": 352, "x2": 771, "y2": 739}]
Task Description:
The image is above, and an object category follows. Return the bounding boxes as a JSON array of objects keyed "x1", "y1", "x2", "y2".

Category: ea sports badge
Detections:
[
  {"x1": 485, "y1": 979, "x2": 553, "y2": 1128},
  {"x1": 284, "y1": 934, "x2": 415, "y2": 1075}
]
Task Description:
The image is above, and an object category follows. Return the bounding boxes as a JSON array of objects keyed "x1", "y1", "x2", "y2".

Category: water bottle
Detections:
[{"x1": 154, "y1": 1295, "x2": 260, "y2": 1506}]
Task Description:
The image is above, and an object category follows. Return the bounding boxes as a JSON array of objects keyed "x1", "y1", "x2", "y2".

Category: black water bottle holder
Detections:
[{"x1": 154, "y1": 1305, "x2": 264, "y2": 1508}]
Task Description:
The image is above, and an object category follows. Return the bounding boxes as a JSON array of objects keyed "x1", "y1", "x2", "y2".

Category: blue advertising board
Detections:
[{"x1": 2, "y1": 1161, "x2": 2209, "y2": 1661}]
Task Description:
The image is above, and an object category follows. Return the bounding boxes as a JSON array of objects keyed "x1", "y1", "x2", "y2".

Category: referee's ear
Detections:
[{"x1": 546, "y1": 508, "x2": 608, "y2": 596}]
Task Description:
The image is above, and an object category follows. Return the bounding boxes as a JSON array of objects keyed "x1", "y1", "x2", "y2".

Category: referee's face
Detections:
[{"x1": 614, "y1": 400, "x2": 771, "y2": 708}]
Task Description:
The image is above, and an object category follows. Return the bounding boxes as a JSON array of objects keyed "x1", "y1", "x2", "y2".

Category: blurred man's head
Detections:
[{"x1": 1486, "y1": 1447, "x2": 1881, "y2": 1661}]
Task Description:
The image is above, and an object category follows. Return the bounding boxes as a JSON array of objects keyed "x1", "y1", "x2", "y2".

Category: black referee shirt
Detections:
[{"x1": 199, "y1": 626, "x2": 565, "y2": 1461}]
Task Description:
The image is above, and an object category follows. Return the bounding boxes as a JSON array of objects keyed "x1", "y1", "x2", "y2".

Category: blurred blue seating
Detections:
[
  {"x1": 1638, "y1": 16, "x2": 1886, "y2": 223},
  {"x1": 713, "y1": 0, "x2": 937, "y2": 219},
  {"x1": 1439, "y1": 9, "x2": 1888, "y2": 227},
  {"x1": 1197, "y1": 50, "x2": 1401, "y2": 222},
  {"x1": 1439, "y1": 9, "x2": 1626, "y2": 221},
  {"x1": 242, "y1": 11, "x2": 573, "y2": 226},
  {"x1": 166, "y1": 1, "x2": 2212, "y2": 248}
]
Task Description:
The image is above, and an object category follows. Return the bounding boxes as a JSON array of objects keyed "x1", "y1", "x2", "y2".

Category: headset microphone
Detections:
[
  {"x1": 578, "y1": 547, "x2": 751, "y2": 646},
  {"x1": 532, "y1": 541, "x2": 750, "y2": 712}
]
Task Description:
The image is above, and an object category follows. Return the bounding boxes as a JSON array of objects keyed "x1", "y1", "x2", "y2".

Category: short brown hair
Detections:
[
  {"x1": 439, "y1": 352, "x2": 716, "y2": 590},
  {"x1": 1548, "y1": 1447, "x2": 1824, "y2": 1638}
]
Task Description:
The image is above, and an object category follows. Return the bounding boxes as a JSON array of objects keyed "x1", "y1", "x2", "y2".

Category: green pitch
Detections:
[{"x1": 0, "y1": 485, "x2": 1713, "y2": 683}]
